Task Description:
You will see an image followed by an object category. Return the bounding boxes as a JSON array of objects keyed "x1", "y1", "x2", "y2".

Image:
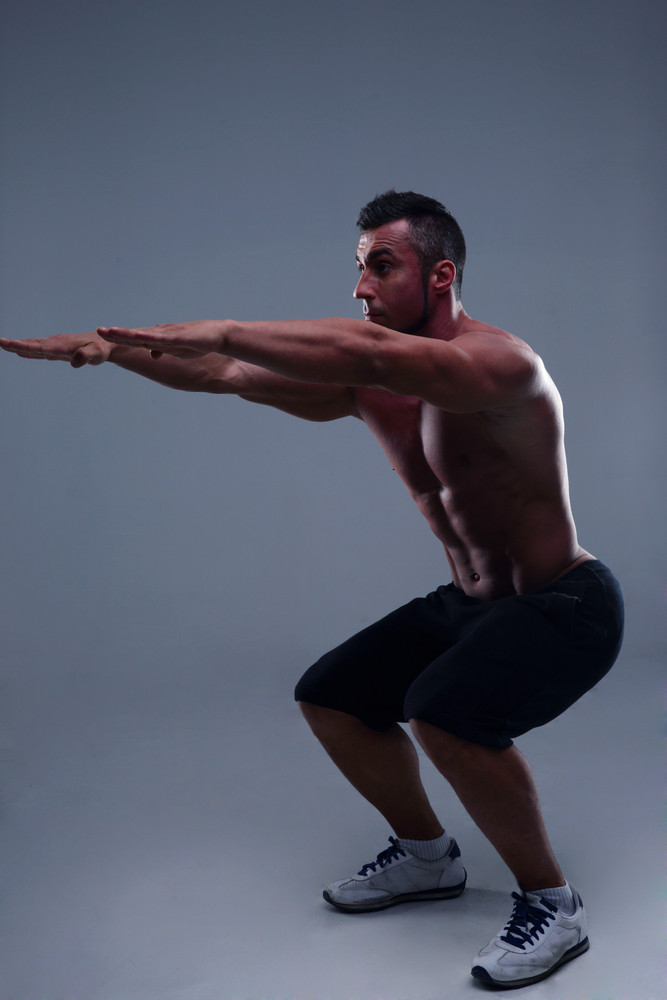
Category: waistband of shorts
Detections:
[
  {"x1": 442, "y1": 558, "x2": 618, "y2": 599},
  {"x1": 546, "y1": 558, "x2": 615, "y2": 587}
]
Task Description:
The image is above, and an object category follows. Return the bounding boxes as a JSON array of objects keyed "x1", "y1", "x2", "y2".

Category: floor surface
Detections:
[{"x1": 1, "y1": 649, "x2": 663, "y2": 1000}]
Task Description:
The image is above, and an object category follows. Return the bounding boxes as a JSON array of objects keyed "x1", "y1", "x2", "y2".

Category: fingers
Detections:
[
  {"x1": 71, "y1": 348, "x2": 98, "y2": 368},
  {"x1": 97, "y1": 326, "x2": 160, "y2": 347},
  {"x1": 70, "y1": 342, "x2": 109, "y2": 367},
  {"x1": 0, "y1": 337, "x2": 54, "y2": 359},
  {"x1": 0, "y1": 335, "x2": 108, "y2": 365}
]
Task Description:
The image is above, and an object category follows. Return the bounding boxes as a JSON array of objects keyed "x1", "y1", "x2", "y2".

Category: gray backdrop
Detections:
[{"x1": 0, "y1": 1, "x2": 664, "y2": 998}]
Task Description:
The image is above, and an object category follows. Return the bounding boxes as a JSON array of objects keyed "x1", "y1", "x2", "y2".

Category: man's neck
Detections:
[{"x1": 425, "y1": 299, "x2": 469, "y2": 342}]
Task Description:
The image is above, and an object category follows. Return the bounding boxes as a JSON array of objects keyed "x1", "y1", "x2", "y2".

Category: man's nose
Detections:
[{"x1": 353, "y1": 271, "x2": 374, "y2": 300}]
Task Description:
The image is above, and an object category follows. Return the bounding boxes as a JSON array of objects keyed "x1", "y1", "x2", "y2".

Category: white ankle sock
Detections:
[
  {"x1": 397, "y1": 831, "x2": 451, "y2": 861},
  {"x1": 530, "y1": 881, "x2": 576, "y2": 915}
]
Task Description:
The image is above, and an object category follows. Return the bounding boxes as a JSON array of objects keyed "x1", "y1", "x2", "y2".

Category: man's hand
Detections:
[
  {"x1": 0, "y1": 332, "x2": 113, "y2": 368},
  {"x1": 97, "y1": 321, "x2": 225, "y2": 359}
]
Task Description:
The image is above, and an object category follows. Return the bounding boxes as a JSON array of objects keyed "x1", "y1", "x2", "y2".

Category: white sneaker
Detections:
[
  {"x1": 323, "y1": 835, "x2": 466, "y2": 912},
  {"x1": 471, "y1": 887, "x2": 589, "y2": 988}
]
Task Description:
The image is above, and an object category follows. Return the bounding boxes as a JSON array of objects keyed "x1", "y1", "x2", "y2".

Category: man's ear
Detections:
[{"x1": 431, "y1": 260, "x2": 456, "y2": 294}]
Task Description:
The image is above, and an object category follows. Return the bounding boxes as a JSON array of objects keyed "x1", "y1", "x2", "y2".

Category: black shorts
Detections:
[{"x1": 294, "y1": 560, "x2": 624, "y2": 749}]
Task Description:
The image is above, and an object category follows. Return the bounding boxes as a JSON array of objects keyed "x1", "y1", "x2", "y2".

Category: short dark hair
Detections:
[{"x1": 356, "y1": 190, "x2": 466, "y2": 299}]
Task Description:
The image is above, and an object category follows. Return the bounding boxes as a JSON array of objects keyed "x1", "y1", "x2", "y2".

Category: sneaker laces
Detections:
[
  {"x1": 357, "y1": 836, "x2": 407, "y2": 876},
  {"x1": 500, "y1": 891, "x2": 557, "y2": 950}
]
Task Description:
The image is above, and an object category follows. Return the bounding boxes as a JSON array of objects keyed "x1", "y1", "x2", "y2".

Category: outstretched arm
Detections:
[
  {"x1": 98, "y1": 317, "x2": 542, "y2": 412},
  {"x1": 0, "y1": 331, "x2": 357, "y2": 421}
]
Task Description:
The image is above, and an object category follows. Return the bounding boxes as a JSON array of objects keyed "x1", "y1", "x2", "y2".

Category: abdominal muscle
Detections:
[
  {"x1": 418, "y1": 490, "x2": 591, "y2": 599},
  {"x1": 355, "y1": 387, "x2": 593, "y2": 600}
]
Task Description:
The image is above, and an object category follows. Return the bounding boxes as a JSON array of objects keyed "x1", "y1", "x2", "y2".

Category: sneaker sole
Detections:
[
  {"x1": 470, "y1": 936, "x2": 590, "y2": 989},
  {"x1": 322, "y1": 871, "x2": 467, "y2": 913}
]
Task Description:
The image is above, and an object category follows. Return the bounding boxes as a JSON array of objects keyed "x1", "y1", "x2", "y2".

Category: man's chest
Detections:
[{"x1": 354, "y1": 388, "x2": 505, "y2": 499}]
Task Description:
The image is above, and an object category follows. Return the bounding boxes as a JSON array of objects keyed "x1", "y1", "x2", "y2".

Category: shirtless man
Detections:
[{"x1": 0, "y1": 191, "x2": 623, "y2": 988}]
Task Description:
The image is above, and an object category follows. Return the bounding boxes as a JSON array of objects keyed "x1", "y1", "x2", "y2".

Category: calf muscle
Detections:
[{"x1": 297, "y1": 702, "x2": 443, "y2": 840}]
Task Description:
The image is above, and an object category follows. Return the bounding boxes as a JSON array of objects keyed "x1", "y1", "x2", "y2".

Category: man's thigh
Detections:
[{"x1": 294, "y1": 587, "x2": 468, "y2": 731}]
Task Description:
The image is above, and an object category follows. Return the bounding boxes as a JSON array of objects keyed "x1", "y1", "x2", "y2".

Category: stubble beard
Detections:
[{"x1": 400, "y1": 274, "x2": 432, "y2": 336}]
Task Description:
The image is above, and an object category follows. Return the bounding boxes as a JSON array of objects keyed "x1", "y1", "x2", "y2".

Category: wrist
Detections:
[
  {"x1": 105, "y1": 341, "x2": 124, "y2": 363},
  {"x1": 216, "y1": 318, "x2": 235, "y2": 355}
]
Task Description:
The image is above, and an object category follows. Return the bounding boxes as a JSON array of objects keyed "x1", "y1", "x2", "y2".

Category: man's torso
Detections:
[{"x1": 353, "y1": 342, "x2": 591, "y2": 599}]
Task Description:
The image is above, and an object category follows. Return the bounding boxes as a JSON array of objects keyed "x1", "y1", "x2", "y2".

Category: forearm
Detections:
[
  {"x1": 109, "y1": 342, "x2": 355, "y2": 419},
  {"x1": 109, "y1": 345, "x2": 235, "y2": 393}
]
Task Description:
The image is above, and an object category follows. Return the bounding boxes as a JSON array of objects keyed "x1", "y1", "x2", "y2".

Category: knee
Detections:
[
  {"x1": 297, "y1": 701, "x2": 367, "y2": 755},
  {"x1": 296, "y1": 698, "x2": 322, "y2": 724},
  {"x1": 408, "y1": 717, "x2": 473, "y2": 774},
  {"x1": 297, "y1": 699, "x2": 344, "y2": 734}
]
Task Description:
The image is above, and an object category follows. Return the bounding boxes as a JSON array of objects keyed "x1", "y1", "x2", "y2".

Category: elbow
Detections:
[{"x1": 355, "y1": 328, "x2": 399, "y2": 387}]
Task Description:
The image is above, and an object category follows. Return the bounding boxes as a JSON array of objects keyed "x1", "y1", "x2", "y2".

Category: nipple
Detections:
[{"x1": 470, "y1": 572, "x2": 481, "y2": 582}]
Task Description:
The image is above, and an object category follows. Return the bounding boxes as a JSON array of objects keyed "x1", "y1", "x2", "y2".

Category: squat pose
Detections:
[{"x1": 1, "y1": 191, "x2": 623, "y2": 989}]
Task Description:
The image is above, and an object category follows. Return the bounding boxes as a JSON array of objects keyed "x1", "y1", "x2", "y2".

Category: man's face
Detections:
[{"x1": 354, "y1": 219, "x2": 430, "y2": 335}]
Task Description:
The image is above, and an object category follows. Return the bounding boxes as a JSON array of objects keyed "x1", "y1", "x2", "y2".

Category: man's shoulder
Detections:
[
  {"x1": 450, "y1": 322, "x2": 545, "y2": 390},
  {"x1": 455, "y1": 320, "x2": 534, "y2": 356}
]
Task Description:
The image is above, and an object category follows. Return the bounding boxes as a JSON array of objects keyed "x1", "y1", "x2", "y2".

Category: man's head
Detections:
[{"x1": 356, "y1": 190, "x2": 466, "y2": 300}]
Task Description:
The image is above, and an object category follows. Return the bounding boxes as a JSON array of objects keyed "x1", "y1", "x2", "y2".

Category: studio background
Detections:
[{"x1": 0, "y1": 1, "x2": 663, "y2": 998}]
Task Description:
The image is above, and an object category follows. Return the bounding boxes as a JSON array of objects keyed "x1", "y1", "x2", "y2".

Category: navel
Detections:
[{"x1": 470, "y1": 572, "x2": 481, "y2": 582}]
